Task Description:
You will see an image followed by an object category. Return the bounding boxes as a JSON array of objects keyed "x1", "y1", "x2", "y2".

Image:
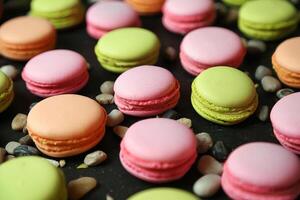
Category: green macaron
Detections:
[
  {"x1": 238, "y1": 0, "x2": 298, "y2": 41},
  {"x1": 191, "y1": 66, "x2": 258, "y2": 125},
  {"x1": 223, "y1": 0, "x2": 250, "y2": 7},
  {"x1": 0, "y1": 156, "x2": 67, "y2": 200},
  {"x1": 30, "y1": 0, "x2": 84, "y2": 29},
  {"x1": 95, "y1": 27, "x2": 160, "y2": 73},
  {"x1": 0, "y1": 71, "x2": 14, "y2": 113}
]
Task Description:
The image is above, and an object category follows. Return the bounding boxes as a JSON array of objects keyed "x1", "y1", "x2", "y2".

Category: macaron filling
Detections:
[{"x1": 273, "y1": 129, "x2": 300, "y2": 154}]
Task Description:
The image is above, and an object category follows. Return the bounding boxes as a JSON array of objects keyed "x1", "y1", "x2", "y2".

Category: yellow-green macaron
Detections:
[
  {"x1": 191, "y1": 66, "x2": 258, "y2": 125},
  {"x1": 223, "y1": 0, "x2": 250, "y2": 7},
  {"x1": 0, "y1": 70, "x2": 14, "y2": 113}
]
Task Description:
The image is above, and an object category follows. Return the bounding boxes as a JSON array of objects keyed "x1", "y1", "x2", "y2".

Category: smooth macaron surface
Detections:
[
  {"x1": 31, "y1": 0, "x2": 79, "y2": 13},
  {"x1": 223, "y1": 0, "x2": 249, "y2": 6}
]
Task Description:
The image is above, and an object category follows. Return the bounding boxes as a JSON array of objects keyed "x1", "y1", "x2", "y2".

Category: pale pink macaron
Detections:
[
  {"x1": 22, "y1": 49, "x2": 89, "y2": 97},
  {"x1": 222, "y1": 142, "x2": 300, "y2": 200},
  {"x1": 114, "y1": 65, "x2": 180, "y2": 117},
  {"x1": 162, "y1": 0, "x2": 215, "y2": 35},
  {"x1": 180, "y1": 27, "x2": 246, "y2": 76},
  {"x1": 86, "y1": 1, "x2": 141, "y2": 39},
  {"x1": 120, "y1": 118, "x2": 197, "y2": 183}
]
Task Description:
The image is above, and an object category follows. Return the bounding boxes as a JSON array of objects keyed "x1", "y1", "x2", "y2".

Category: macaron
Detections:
[
  {"x1": 30, "y1": 0, "x2": 85, "y2": 29},
  {"x1": 0, "y1": 156, "x2": 67, "y2": 200},
  {"x1": 238, "y1": 0, "x2": 298, "y2": 41},
  {"x1": 0, "y1": 70, "x2": 14, "y2": 113},
  {"x1": 0, "y1": 16, "x2": 56, "y2": 61},
  {"x1": 128, "y1": 188, "x2": 199, "y2": 200},
  {"x1": 86, "y1": 1, "x2": 141, "y2": 39},
  {"x1": 180, "y1": 27, "x2": 246, "y2": 76},
  {"x1": 272, "y1": 37, "x2": 300, "y2": 88},
  {"x1": 223, "y1": 0, "x2": 249, "y2": 7},
  {"x1": 222, "y1": 142, "x2": 300, "y2": 200},
  {"x1": 95, "y1": 28, "x2": 160, "y2": 73},
  {"x1": 22, "y1": 49, "x2": 89, "y2": 97},
  {"x1": 27, "y1": 94, "x2": 107, "y2": 158},
  {"x1": 114, "y1": 66, "x2": 180, "y2": 117},
  {"x1": 270, "y1": 92, "x2": 300, "y2": 154},
  {"x1": 120, "y1": 118, "x2": 197, "y2": 183},
  {"x1": 125, "y1": 0, "x2": 165, "y2": 15},
  {"x1": 162, "y1": 0, "x2": 215, "y2": 35},
  {"x1": 191, "y1": 66, "x2": 258, "y2": 125}
]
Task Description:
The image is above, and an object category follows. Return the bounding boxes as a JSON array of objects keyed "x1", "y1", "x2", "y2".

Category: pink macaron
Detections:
[
  {"x1": 162, "y1": 0, "x2": 215, "y2": 35},
  {"x1": 114, "y1": 65, "x2": 180, "y2": 117},
  {"x1": 86, "y1": 1, "x2": 141, "y2": 39},
  {"x1": 270, "y1": 92, "x2": 300, "y2": 154},
  {"x1": 120, "y1": 118, "x2": 197, "y2": 183},
  {"x1": 180, "y1": 27, "x2": 246, "y2": 76},
  {"x1": 222, "y1": 142, "x2": 300, "y2": 200},
  {"x1": 22, "y1": 49, "x2": 89, "y2": 97}
]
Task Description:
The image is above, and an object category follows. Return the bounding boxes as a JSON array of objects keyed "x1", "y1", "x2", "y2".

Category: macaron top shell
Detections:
[
  {"x1": 194, "y1": 66, "x2": 256, "y2": 108},
  {"x1": 31, "y1": 0, "x2": 80, "y2": 13},
  {"x1": 225, "y1": 142, "x2": 300, "y2": 189},
  {"x1": 181, "y1": 27, "x2": 245, "y2": 66},
  {"x1": 0, "y1": 71, "x2": 10, "y2": 93},
  {"x1": 27, "y1": 94, "x2": 106, "y2": 140},
  {"x1": 114, "y1": 66, "x2": 176, "y2": 100}
]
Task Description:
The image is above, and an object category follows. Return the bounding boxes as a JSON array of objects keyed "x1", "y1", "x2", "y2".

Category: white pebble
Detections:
[
  {"x1": 100, "y1": 81, "x2": 115, "y2": 95},
  {"x1": 84, "y1": 150, "x2": 107, "y2": 167},
  {"x1": 196, "y1": 132, "x2": 213, "y2": 154},
  {"x1": 197, "y1": 155, "x2": 223, "y2": 175},
  {"x1": 68, "y1": 177, "x2": 97, "y2": 200},
  {"x1": 193, "y1": 174, "x2": 221, "y2": 198},
  {"x1": 106, "y1": 109, "x2": 124, "y2": 127},
  {"x1": 11, "y1": 113, "x2": 27, "y2": 131},
  {"x1": 0, "y1": 65, "x2": 18, "y2": 80},
  {"x1": 5, "y1": 141, "x2": 21, "y2": 154},
  {"x1": 96, "y1": 94, "x2": 114, "y2": 104},
  {"x1": 177, "y1": 118, "x2": 192, "y2": 128},
  {"x1": 59, "y1": 160, "x2": 66, "y2": 167},
  {"x1": 255, "y1": 65, "x2": 272, "y2": 81},
  {"x1": 261, "y1": 76, "x2": 282, "y2": 92},
  {"x1": 45, "y1": 158, "x2": 59, "y2": 167},
  {"x1": 247, "y1": 40, "x2": 267, "y2": 54}
]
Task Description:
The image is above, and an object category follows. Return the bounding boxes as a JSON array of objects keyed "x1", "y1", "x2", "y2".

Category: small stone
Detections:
[
  {"x1": 106, "y1": 194, "x2": 114, "y2": 200},
  {"x1": 96, "y1": 94, "x2": 114, "y2": 105},
  {"x1": 197, "y1": 155, "x2": 223, "y2": 175},
  {"x1": 215, "y1": 2, "x2": 228, "y2": 17},
  {"x1": 84, "y1": 150, "x2": 107, "y2": 167},
  {"x1": 211, "y1": 141, "x2": 229, "y2": 161},
  {"x1": 261, "y1": 76, "x2": 282, "y2": 92},
  {"x1": 0, "y1": 148, "x2": 6, "y2": 164},
  {"x1": 163, "y1": 46, "x2": 177, "y2": 62},
  {"x1": 22, "y1": 126, "x2": 28, "y2": 134},
  {"x1": 11, "y1": 113, "x2": 27, "y2": 131},
  {"x1": 258, "y1": 105, "x2": 269, "y2": 122},
  {"x1": 161, "y1": 110, "x2": 180, "y2": 119},
  {"x1": 224, "y1": 8, "x2": 238, "y2": 24},
  {"x1": 196, "y1": 132, "x2": 213, "y2": 154},
  {"x1": 177, "y1": 118, "x2": 192, "y2": 128},
  {"x1": 290, "y1": 0, "x2": 299, "y2": 5},
  {"x1": 59, "y1": 160, "x2": 66, "y2": 167},
  {"x1": 113, "y1": 126, "x2": 128, "y2": 138},
  {"x1": 46, "y1": 158, "x2": 59, "y2": 167},
  {"x1": 240, "y1": 37, "x2": 247, "y2": 48},
  {"x1": 255, "y1": 83, "x2": 259, "y2": 88},
  {"x1": 77, "y1": 163, "x2": 89, "y2": 169},
  {"x1": 13, "y1": 145, "x2": 40, "y2": 157},
  {"x1": 0, "y1": 65, "x2": 18, "y2": 80},
  {"x1": 276, "y1": 88, "x2": 294, "y2": 99},
  {"x1": 29, "y1": 102, "x2": 37, "y2": 110},
  {"x1": 87, "y1": 62, "x2": 91, "y2": 70},
  {"x1": 255, "y1": 65, "x2": 272, "y2": 80},
  {"x1": 106, "y1": 109, "x2": 124, "y2": 127},
  {"x1": 5, "y1": 141, "x2": 21, "y2": 154},
  {"x1": 19, "y1": 135, "x2": 34, "y2": 145},
  {"x1": 193, "y1": 174, "x2": 221, "y2": 198},
  {"x1": 100, "y1": 81, "x2": 114, "y2": 95},
  {"x1": 68, "y1": 177, "x2": 97, "y2": 200},
  {"x1": 247, "y1": 40, "x2": 267, "y2": 54},
  {"x1": 5, "y1": 155, "x2": 15, "y2": 161}
]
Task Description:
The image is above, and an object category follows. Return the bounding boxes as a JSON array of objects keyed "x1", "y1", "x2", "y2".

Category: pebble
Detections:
[
  {"x1": 255, "y1": 65, "x2": 272, "y2": 81},
  {"x1": 77, "y1": 163, "x2": 89, "y2": 169},
  {"x1": 100, "y1": 81, "x2": 114, "y2": 95},
  {"x1": 163, "y1": 46, "x2": 177, "y2": 62},
  {"x1": 106, "y1": 194, "x2": 114, "y2": 200},
  {"x1": 84, "y1": 150, "x2": 107, "y2": 167},
  {"x1": 11, "y1": 113, "x2": 27, "y2": 131},
  {"x1": 5, "y1": 141, "x2": 21, "y2": 154},
  {"x1": 0, "y1": 148, "x2": 6, "y2": 164},
  {"x1": 212, "y1": 141, "x2": 229, "y2": 161},
  {"x1": 197, "y1": 155, "x2": 223, "y2": 175},
  {"x1": 46, "y1": 159, "x2": 59, "y2": 167},
  {"x1": 193, "y1": 174, "x2": 221, "y2": 198},
  {"x1": 106, "y1": 109, "x2": 124, "y2": 127},
  {"x1": 276, "y1": 88, "x2": 294, "y2": 99},
  {"x1": 224, "y1": 8, "x2": 238, "y2": 24},
  {"x1": 19, "y1": 135, "x2": 34, "y2": 145},
  {"x1": 261, "y1": 76, "x2": 282, "y2": 92},
  {"x1": 29, "y1": 102, "x2": 37, "y2": 110},
  {"x1": 196, "y1": 132, "x2": 213, "y2": 154},
  {"x1": 59, "y1": 160, "x2": 66, "y2": 167},
  {"x1": 247, "y1": 40, "x2": 267, "y2": 54},
  {"x1": 177, "y1": 118, "x2": 192, "y2": 128},
  {"x1": 5, "y1": 155, "x2": 15, "y2": 161},
  {"x1": 0, "y1": 65, "x2": 18, "y2": 80},
  {"x1": 22, "y1": 126, "x2": 28, "y2": 134},
  {"x1": 215, "y1": 2, "x2": 228, "y2": 17},
  {"x1": 290, "y1": 0, "x2": 299, "y2": 5},
  {"x1": 96, "y1": 94, "x2": 114, "y2": 105},
  {"x1": 258, "y1": 105, "x2": 269, "y2": 122},
  {"x1": 13, "y1": 145, "x2": 40, "y2": 157},
  {"x1": 240, "y1": 37, "x2": 248, "y2": 48},
  {"x1": 113, "y1": 125, "x2": 128, "y2": 138},
  {"x1": 68, "y1": 177, "x2": 97, "y2": 200},
  {"x1": 161, "y1": 109, "x2": 180, "y2": 119}
]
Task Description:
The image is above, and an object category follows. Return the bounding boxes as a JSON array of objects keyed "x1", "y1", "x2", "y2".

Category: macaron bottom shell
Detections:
[
  {"x1": 0, "y1": 90, "x2": 14, "y2": 113},
  {"x1": 273, "y1": 129, "x2": 300, "y2": 154}
]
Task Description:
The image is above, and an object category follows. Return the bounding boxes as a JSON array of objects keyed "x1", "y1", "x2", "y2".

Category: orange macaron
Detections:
[
  {"x1": 27, "y1": 94, "x2": 107, "y2": 158},
  {"x1": 125, "y1": 0, "x2": 165, "y2": 15},
  {"x1": 0, "y1": 16, "x2": 56, "y2": 61}
]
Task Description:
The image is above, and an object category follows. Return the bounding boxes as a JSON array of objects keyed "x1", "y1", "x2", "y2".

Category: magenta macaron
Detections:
[
  {"x1": 86, "y1": 1, "x2": 141, "y2": 39},
  {"x1": 180, "y1": 27, "x2": 246, "y2": 76},
  {"x1": 162, "y1": 0, "x2": 215, "y2": 35},
  {"x1": 120, "y1": 118, "x2": 197, "y2": 183},
  {"x1": 222, "y1": 142, "x2": 300, "y2": 200},
  {"x1": 270, "y1": 92, "x2": 300, "y2": 154},
  {"x1": 114, "y1": 65, "x2": 180, "y2": 117},
  {"x1": 22, "y1": 49, "x2": 89, "y2": 97}
]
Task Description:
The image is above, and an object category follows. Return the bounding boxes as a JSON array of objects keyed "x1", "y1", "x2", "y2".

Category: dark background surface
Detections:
[{"x1": 0, "y1": 1, "x2": 299, "y2": 199}]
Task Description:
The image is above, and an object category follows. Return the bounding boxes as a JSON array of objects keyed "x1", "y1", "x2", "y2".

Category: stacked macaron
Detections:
[
  {"x1": 162, "y1": 0, "x2": 215, "y2": 35},
  {"x1": 125, "y1": 0, "x2": 165, "y2": 15},
  {"x1": 120, "y1": 118, "x2": 197, "y2": 183},
  {"x1": 0, "y1": 70, "x2": 14, "y2": 113}
]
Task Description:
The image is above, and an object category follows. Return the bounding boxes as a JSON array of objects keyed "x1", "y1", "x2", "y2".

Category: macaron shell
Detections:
[
  {"x1": 31, "y1": 0, "x2": 79, "y2": 13},
  {"x1": 0, "y1": 71, "x2": 14, "y2": 112}
]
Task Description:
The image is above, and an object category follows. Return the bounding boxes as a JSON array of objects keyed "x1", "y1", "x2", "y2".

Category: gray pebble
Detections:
[
  {"x1": 19, "y1": 135, "x2": 34, "y2": 145},
  {"x1": 0, "y1": 148, "x2": 6, "y2": 164},
  {"x1": 276, "y1": 88, "x2": 294, "y2": 99},
  {"x1": 258, "y1": 105, "x2": 269, "y2": 122},
  {"x1": 68, "y1": 177, "x2": 97, "y2": 200},
  {"x1": 163, "y1": 46, "x2": 177, "y2": 62},
  {"x1": 197, "y1": 155, "x2": 223, "y2": 175},
  {"x1": 59, "y1": 160, "x2": 66, "y2": 167},
  {"x1": 5, "y1": 141, "x2": 21, "y2": 154},
  {"x1": 29, "y1": 102, "x2": 37, "y2": 110},
  {"x1": 100, "y1": 81, "x2": 114, "y2": 95},
  {"x1": 193, "y1": 174, "x2": 221, "y2": 198},
  {"x1": 247, "y1": 40, "x2": 267, "y2": 54},
  {"x1": 106, "y1": 194, "x2": 114, "y2": 200},
  {"x1": 45, "y1": 158, "x2": 59, "y2": 167},
  {"x1": 96, "y1": 94, "x2": 114, "y2": 105},
  {"x1": 224, "y1": 8, "x2": 238, "y2": 24},
  {"x1": 196, "y1": 132, "x2": 213, "y2": 154},
  {"x1": 177, "y1": 118, "x2": 192, "y2": 128},
  {"x1": 13, "y1": 145, "x2": 40, "y2": 157},
  {"x1": 255, "y1": 65, "x2": 272, "y2": 80},
  {"x1": 11, "y1": 113, "x2": 27, "y2": 131},
  {"x1": 0, "y1": 65, "x2": 18, "y2": 80},
  {"x1": 106, "y1": 109, "x2": 124, "y2": 127},
  {"x1": 161, "y1": 110, "x2": 180, "y2": 119},
  {"x1": 113, "y1": 125, "x2": 128, "y2": 138},
  {"x1": 215, "y1": 2, "x2": 228, "y2": 17},
  {"x1": 84, "y1": 150, "x2": 107, "y2": 167},
  {"x1": 290, "y1": 0, "x2": 299, "y2": 5},
  {"x1": 212, "y1": 141, "x2": 229, "y2": 161},
  {"x1": 261, "y1": 76, "x2": 282, "y2": 92},
  {"x1": 22, "y1": 126, "x2": 28, "y2": 134}
]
